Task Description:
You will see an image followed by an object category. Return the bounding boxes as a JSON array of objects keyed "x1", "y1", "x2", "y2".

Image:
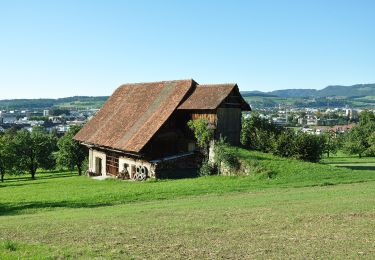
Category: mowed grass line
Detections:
[{"x1": 1, "y1": 182, "x2": 375, "y2": 259}]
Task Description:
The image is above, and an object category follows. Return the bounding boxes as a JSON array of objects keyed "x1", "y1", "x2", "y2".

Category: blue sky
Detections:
[{"x1": 0, "y1": 0, "x2": 374, "y2": 99}]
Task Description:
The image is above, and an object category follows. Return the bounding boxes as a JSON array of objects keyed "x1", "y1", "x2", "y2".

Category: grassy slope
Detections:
[{"x1": 1, "y1": 149, "x2": 375, "y2": 259}]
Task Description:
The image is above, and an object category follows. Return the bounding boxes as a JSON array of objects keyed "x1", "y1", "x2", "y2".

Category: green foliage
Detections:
[
  {"x1": 198, "y1": 160, "x2": 215, "y2": 176},
  {"x1": 0, "y1": 132, "x2": 16, "y2": 182},
  {"x1": 11, "y1": 129, "x2": 57, "y2": 179},
  {"x1": 242, "y1": 113, "x2": 325, "y2": 162},
  {"x1": 343, "y1": 111, "x2": 375, "y2": 157},
  {"x1": 359, "y1": 110, "x2": 375, "y2": 126},
  {"x1": 50, "y1": 108, "x2": 70, "y2": 116},
  {"x1": 187, "y1": 119, "x2": 214, "y2": 155},
  {"x1": 214, "y1": 137, "x2": 239, "y2": 174},
  {"x1": 293, "y1": 134, "x2": 325, "y2": 162},
  {"x1": 322, "y1": 131, "x2": 340, "y2": 157},
  {"x1": 241, "y1": 113, "x2": 282, "y2": 152},
  {"x1": 57, "y1": 125, "x2": 87, "y2": 175},
  {"x1": 272, "y1": 129, "x2": 296, "y2": 158}
]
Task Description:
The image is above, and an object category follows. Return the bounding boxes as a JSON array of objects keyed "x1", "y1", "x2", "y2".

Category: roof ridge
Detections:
[
  {"x1": 118, "y1": 79, "x2": 194, "y2": 87},
  {"x1": 198, "y1": 83, "x2": 237, "y2": 87}
]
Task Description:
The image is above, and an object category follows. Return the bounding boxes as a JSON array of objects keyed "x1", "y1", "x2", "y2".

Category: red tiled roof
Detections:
[
  {"x1": 74, "y1": 79, "x2": 195, "y2": 153},
  {"x1": 178, "y1": 84, "x2": 251, "y2": 110},
  {"x1": 75, "y1": 79, "x2": 251, "y2": 153}
]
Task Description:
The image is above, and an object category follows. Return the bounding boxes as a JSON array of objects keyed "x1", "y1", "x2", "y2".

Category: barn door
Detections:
[{"x1": 106, "y1": 153, "x2": 119, "y2": 176}]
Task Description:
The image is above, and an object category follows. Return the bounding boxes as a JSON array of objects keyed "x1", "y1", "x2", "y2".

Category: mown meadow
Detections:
[{"x1": 1, "y1": 149, "x2": 375, "y2": 259}]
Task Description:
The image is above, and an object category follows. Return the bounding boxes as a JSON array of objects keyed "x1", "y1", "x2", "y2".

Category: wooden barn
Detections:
[{"x1": 74, "y1": 79, "x2": 251, "y2": 179}]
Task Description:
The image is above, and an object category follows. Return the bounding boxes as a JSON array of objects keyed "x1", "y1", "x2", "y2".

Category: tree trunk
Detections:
[
  {"x1": 77, "y1": 164, "x2": 82, "y2": 176},
  {"x1": 1, "y1": 173, "x2": 4, "y2": 182},
  {"x1": 359, "y1": 153, "x2": 362, "y2": 158},
  {"x1": 30, "y1": 167, "x2": 36, "y2": 179}
]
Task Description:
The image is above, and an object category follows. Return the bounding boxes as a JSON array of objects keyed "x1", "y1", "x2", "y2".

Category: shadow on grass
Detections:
[
  {"x1": 0, "y1": 182, "x2": 47, "y2": 188},
  {"x1": 2, "y1": 172, "x2": 76, "y2": 183},
  {"x1": 324, "y1": 161, "x2": 375, "y2": 165},
  {"x1": 337, "y1": 165, "x2": 375, "y2": 171},
  {"x1": 0, "y1": 201, "x2": 113, "y2": 216}
]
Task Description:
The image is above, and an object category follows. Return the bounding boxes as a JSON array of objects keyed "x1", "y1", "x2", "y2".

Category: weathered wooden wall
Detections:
[
  {"x1": 191, "y1": 111, "x2": 217, "y2": 125},
  {"x1": 216, "y1": 107, "x2": 242, "y2": 146}
]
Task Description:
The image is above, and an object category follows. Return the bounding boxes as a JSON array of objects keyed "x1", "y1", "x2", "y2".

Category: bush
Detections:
[
  {"x1": 199, "y1": 160, "x2": 215, "y2": 176},
  {"x1": 272, "y1": 129, "x2": 296, "y2": 158},
  {"x1": 241, "y1": 113, "x2": 282, "y2": 153},
  {"x1": 294, "y1": 133, "x2": 324, "y2": 162}
]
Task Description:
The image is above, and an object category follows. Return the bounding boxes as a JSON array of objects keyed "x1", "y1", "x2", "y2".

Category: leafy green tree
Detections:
[
  {"x1": 359, "y1": 110, "x2": 375, "y2": 126},
  {"x1": 0, "y1": 132, "x2": 16, "y2": 182},
  {"x1": 367, "y1": 132, "x2": 375, "y2": 156},
  {"x1": 294, "y1": 133, "x2": 324, "y2": 162},
  {"x1": 12, "y1": 129, "x2": 56, "y2": 179},
  {"x1": 57, "y1": 125, "x2": 87, "y2": 175},
  {"x1": 343, "y1": 111, "x2": 375, "y2": 158},
  {"x1": 188, "y1": 119, "x2": 214, "y2": 156},
  {"x1": 241, "y1": 113, "x2": 282, "y2": 152},
  {"x1": 322, "y1": 131, "x2": 340, "y2": 158},
  {"x1": 343, "y1": 126, "x2": 368, "y2": 158},
  {"x1": 272, "y1": 129, "x2": 296, "y2": 158}
]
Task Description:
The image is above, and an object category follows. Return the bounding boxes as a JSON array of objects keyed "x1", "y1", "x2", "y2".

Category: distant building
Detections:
[
  {"x1": 43, "y1": 110, "x2": 50, "y2": 116},
  {"x1": 306, "y1": 116, "x2": 317, "y2": 126},
  {"x1": 330, "y1": 124, "x2": 356, "y2": 134},
  {"x1": 0, "y1": 112, "x2": 17, "y2": 124}
]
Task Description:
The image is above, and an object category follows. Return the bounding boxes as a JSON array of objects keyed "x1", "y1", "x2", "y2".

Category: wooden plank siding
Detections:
[
  {"x1": 191, "y1": 111, "x2": 217, "y2": 125},
  {"x1": 216, "y1": 107, "x2": 242, "y2": 146}
]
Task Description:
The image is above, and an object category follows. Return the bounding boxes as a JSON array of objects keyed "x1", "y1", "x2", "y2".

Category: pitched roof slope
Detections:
[
  {"x1": 74, "y1": 79, "x2": 194, "y2": 152},
  {"x1": 178, "y1": 84, "x2": 251, "y2": 110}
]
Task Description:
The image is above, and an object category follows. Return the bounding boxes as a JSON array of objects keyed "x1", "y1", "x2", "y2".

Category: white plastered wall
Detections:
[
  {"x1": 91, "y1": 149, "x2": 107, "y2": 176},
  {"x1": 118, "y1": 156, "x2": 156, "y2": 178}
]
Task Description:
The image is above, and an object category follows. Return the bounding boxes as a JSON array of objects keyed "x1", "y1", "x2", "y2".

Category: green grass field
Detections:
[
  {"x1": 322, "y1": 151, "x2": 375, "y2": 172},
  {"x1": 1, "y1": 149, "x2": 375, "y2": 259}
]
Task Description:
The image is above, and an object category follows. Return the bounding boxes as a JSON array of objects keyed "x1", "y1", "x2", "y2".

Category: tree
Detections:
[
  {"x1": 187, "y1": 119, "x2": 214, "y2": 156},
  {"x1": 57, "y1": 125, "x2": 87, "y2": 175},
  {"x1": 367, "y1": 132, "x2": 375, "y2": 156},
  {"x1": 342, "y1": 111, "x2": 375, "y2": 158},
  {"x1": 322, "y1": 131, "x2": 339, "y2": 158},
  {"x1": 0, "y1": 132, "x2": 16, "y2": 182},
  {"x1": 12, "y1": 129, "x2": 56, "y2": 179},
  {"x1": 359, "y1": 110, "x2": 375, "y2": 126},
  {"x1": 343, "y1": 126, "x2": 368, "y2": 158},
  {"x1": 272, "y1": 129, "x2": 296, "y2": 158},
  {"x1": 241, "y1": 113, "x2": 282, "y2": 152},
  {"x1": 294, "y1": 133, "x2": 324, "y2": 162}
]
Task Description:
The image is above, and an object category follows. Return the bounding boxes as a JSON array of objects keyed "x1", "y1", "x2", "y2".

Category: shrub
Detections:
[
  {"x1": 294, "y1": 133, "x2": 324, "y2": 162},
  {"x1": 272, "y1": 129, "x2": 296, "y2": 158},
  {"x1": 199, "y1": 160, "x2": 215, "y2": 176},
  {"x1": 241, "y1": 113, "x2": 282, "y2": 152},
  {"x1": 214, "y1": 137, "x2": 240, "y2": 175}
]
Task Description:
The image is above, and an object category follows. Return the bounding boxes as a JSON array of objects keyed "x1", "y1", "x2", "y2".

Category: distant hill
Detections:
[
  {"x1": 256, "y1": 83, "x2": 375, "y2": 98},
  {"x1": 1, "y1": 83, "x2": 374, "y2": 110},
  {"x1": 0, "y1": 96, "x2": 109, "y2": 110}
]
